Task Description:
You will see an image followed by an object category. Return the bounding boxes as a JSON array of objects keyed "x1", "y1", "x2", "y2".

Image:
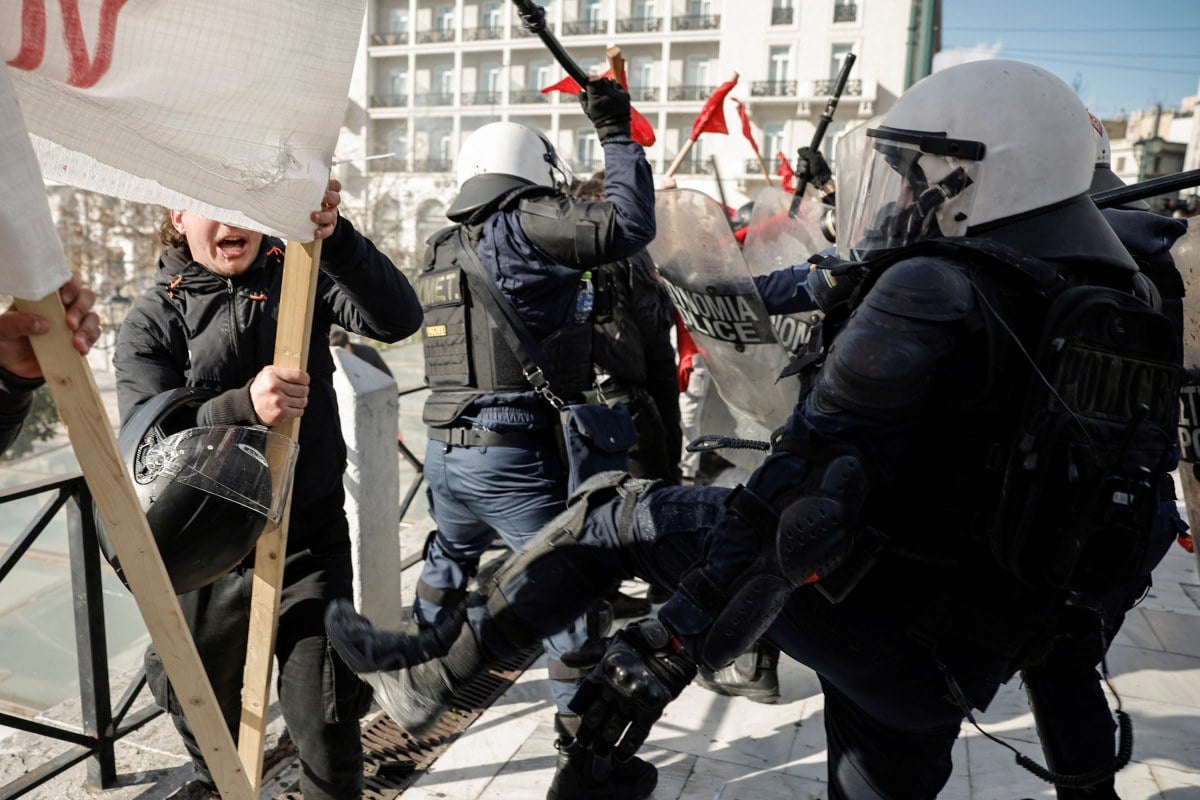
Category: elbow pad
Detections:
[{"x1": 519, "y1": 194, "x2": 617, "y2": 268}]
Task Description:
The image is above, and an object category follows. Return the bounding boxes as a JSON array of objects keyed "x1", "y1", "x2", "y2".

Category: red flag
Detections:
[
  {"x1": 732, "y1": 98, "x2": 761, "y2": 159},
  {"x1": 689, "y1": 75, "x2": 738, "y2": 141},
  {"x1": 540, "y1": 70, "x2": 656, "y2": 147},
  {"x1": 776, "y1": 150, "x2": 796, "y2": 194}
]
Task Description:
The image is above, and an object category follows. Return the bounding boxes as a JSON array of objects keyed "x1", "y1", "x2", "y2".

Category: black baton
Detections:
[
  {"x1": 1092, "y1": 167, "x2": 1200, "y2": 210},
  {"x1": 790, "y1": 52, "x2": 856, "y2": 218},
  {"x1": 511, "y1": 0, "x2": 590, "y2": 86}
]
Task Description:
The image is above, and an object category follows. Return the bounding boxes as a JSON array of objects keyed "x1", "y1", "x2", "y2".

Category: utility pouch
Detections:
[{"x1": 559, "y1": 402, "x2": 637, "y2": 495}]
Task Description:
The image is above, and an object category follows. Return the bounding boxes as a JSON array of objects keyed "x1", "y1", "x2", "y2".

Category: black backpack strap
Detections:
[{"x1": 454, "y1": 227, "x2": 566, "y2": 407}]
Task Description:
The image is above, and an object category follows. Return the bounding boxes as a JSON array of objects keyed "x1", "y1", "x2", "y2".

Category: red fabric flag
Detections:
[
  {"x1": 732, "y1": 98, "x2": 762, "y2": 158},
  {"x1": 776, "y1": 150, "x2": 796, "y2": 194},
  {"x1": 540, "y1": 70, "x2": 656, "y2": 147},
  {"x1": 689, "y1": 75, "x2": 738, "y2": 141}
]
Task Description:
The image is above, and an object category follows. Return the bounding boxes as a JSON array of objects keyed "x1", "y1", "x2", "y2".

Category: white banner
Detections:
[{"x1": 3, "y1": 0, "x2": 367, "y2": 299}]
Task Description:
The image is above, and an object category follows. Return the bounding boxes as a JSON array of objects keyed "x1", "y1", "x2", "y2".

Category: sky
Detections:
[{"x1": 937, "y1": 0, "x2": 1200, "y2": 119}]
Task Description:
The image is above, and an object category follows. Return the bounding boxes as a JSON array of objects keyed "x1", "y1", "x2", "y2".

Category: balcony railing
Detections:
[
  {"x1": 812, "y1": 78, "x2": 862, "y2": 96},
  {"x1": 668, "y1": 84, "x2": 716, "y2": 101},
  {"x1": 674, "y1": 158, "x2": 714, "y2": 175},
  {"x1": 575, "y1": 159, "x2": 605, "y2": 174},
  {"x1": 462, "y1": 91, "x2": 501, "y2": 106},
  {"x1": 463, "y1": 25, "x2": 504, "y2": 41},
  {"x1": 415, "y1": 28, "x2": 455, "y2": 44},
  {"x1": 511, "y1": 89, "x2": 550, "y2": 104},
  {"x1": 563, "y1": 19, "x2": 608, "y2": 35},
  {"x1": 628, "y1": 86, "x2": 659, "y2": 102},
  {"x1": 513, "y1": 24, "x2": 535, "y2": 37},
  {"x1": 411, "y1": 159, "x2": 453, "y2": 172},
  {"x1": 370, "y1": 93, "x2": 407, "y2": 108},
  {"x1": 672, "y1": 13, "x2": 720, "y2": 30},
  {"x1": 750, "y1": 80, "x2": 798, "y2": 97},
  {"x1": 745, "y1": 156, "x2": 788, "y2": 173},
  {"x1": 616, "y1": 15, "x2": 662, "y2": 33},
  {"x1": 413, "y1": 92, "x2": 455, "y2": 107},
  {"x1": 833, "y1": 3, "x2": 858, "y2": 22},
  {"x1": 370, "y1": 30, "x2": 408, "y2": 45},
  {"x1": 771, "y1": 6, "x2": 794, "y2": 24}
]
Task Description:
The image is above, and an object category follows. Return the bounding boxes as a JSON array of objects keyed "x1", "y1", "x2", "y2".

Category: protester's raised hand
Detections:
[
  {"x1": 311, "y1": 177, "x2": 342, "y2": 240},
  {"x1": 0, "y1": 274, "x2": 101, "y2": 379},
  {"x1": 250, "y1": 365, "x2": 310, "y2": 425}
]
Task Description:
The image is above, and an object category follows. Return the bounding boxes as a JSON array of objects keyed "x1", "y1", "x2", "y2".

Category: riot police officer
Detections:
[
  {"x1": 328, "y1": 60, "x2": 1171, "y2": 799},
  {"x1": 403, "y1": 79, "x2": 657, "y2": 800}
]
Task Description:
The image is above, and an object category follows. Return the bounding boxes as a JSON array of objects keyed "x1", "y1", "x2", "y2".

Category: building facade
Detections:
[{"x1": 333, "y1": 0, "x2": 940, "y2": 268}]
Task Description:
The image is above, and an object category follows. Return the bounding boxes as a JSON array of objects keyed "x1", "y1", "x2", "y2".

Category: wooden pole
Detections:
[
  {"x1": 666, "y1": 137, "x2": 697, "y2": 179},
  {"x1": 13, "y1": 292, "x2": 255, "y2": 800},
  {"x1": 606, "y1": 46, "x2": 626, "y2": 87},
  {"x1": 236, "y1": 238, "x2": 322, "y2": 786},
  {"x1": 754, "y1": 151, "x2": 774, "y2": 186}
]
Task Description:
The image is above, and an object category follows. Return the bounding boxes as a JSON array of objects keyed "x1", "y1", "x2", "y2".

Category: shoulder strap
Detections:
[{"x1": 454, "y1": 227, "x2": 567, "y2": 407}]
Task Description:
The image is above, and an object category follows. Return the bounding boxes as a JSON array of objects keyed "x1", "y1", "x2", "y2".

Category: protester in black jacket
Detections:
[{"x1": 114, "y1": 178, "x2": 421, "y2": 800}]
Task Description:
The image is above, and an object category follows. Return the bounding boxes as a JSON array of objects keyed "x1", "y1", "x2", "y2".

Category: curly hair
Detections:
[{"x1": 158, "y1": 209, "x2": 187, "y2": 249}]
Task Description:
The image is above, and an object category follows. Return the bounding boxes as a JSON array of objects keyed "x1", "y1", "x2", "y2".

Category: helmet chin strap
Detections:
[{"x1": 891, "y1": 166, "x2": 975, "y2": 244}]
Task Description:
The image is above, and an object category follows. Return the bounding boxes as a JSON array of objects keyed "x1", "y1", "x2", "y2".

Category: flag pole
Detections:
[
  {"x1": 13, "y1": 291, "x2": 256, "y2": 800},
  {"x1": 237, "y1": 237, "x2": 322, "y2": 786},
  {"x1": 666, "y1": 71, "x2": 738, "y2": 179},
  {"x1": 733, "y1": 99, "x2": 773, "y2": 186},
  {"x1": 606, "y1": 46, "x2": 626, "y2": 87}
]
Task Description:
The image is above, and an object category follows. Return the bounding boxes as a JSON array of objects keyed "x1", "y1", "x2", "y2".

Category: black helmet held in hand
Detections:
[{"x1": 96, "y1": 387, "x2": 299, "y2": 594}]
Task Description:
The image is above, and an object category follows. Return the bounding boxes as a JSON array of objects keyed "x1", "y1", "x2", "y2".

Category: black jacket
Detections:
[
  {"x1": 0, "y1": 369, "x2": 40, "y2": 456},
  {"x1": 114, "y1": 217, "x2": 422, "y2": 549}
]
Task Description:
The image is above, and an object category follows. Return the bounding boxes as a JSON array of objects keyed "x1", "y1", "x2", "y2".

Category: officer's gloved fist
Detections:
[
  {"x1": 795, "y1": 146, "x2": 833, "y2": 191},
  {"x1": 805, "y1": 253, "x2": 866, "y2": 314},
  {"x1": 568, "y1": 617, "x2": 696, "y2": 762},
  {"x1": 579, "y1": 77, "x2": 632, "y2": 143}
]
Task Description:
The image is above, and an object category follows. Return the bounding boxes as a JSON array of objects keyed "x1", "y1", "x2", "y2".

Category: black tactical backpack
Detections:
[
  {"x1": 988, "y1": 280, "x2": 1181, "y2": 594},
  {"x1": 807, "y1": 239, "x2": 1182, "y2": 595}
]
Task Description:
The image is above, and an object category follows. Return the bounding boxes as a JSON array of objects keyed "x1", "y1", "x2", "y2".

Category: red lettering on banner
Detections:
[{"x1": 7, "y1": 0, "x2": 130, "y2": 89}]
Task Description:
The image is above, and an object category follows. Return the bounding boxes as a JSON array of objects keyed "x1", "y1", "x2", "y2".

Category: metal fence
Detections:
[{"x1": 0, "y1": 475, "x2": 161, "y2": 800}]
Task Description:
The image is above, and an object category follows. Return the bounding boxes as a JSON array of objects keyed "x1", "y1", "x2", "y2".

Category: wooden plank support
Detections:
[
  {"x1": 237, "y1": 238, "x2": 322, "y2": 787},
  {"x1": 13, "y1": 292, "x2": 254, "y2": 800}
]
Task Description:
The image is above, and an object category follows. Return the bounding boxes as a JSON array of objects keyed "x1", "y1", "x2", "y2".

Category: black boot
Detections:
[
  {"x1": 325, "y1": 599, "x2": 488, "y2": 736},
  {"x1": 695, "y1": 641, "x2": 781, "y2": 704},
  {"x1": 547, "y1": 713, "x2": 658, "y2": 800}
]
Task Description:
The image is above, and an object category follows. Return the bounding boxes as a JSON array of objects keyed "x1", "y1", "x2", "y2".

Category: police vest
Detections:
[{"x1": 415, "y1": 223, "x2": 594, "y2": 426}]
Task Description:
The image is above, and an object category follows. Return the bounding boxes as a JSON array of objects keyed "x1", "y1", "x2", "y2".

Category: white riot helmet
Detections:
[
  {"x1": 447, "y1": 121, "x2": 574, "y2": 221},
  {"x1": 843, "y1": 60, "x2": 1098, "y2": 259},
  {"x1": 1088, "y1": 111, "x2": 1150, "y2": 209}
]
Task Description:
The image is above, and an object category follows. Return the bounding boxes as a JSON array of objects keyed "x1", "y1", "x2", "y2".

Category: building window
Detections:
[
  {"x1": 769, "y1": 45, "x2": 790, "y2": 85},
  {"x1": 634, "y1": 0, "x2": 656, "y2": 17},
  {"x1": 830, "y1": 44, "x2": 853, "y2": 79},
  {"x1": 633, "y1": 56, "x2": 654, "y2": 90},
  {"x1": 389, "y1": 130, "x2": 408, "y2": 161},
  {"x1": 482, "y1": 1, "x2": 501, "y2": 28},
  {"x1": 436, "y1": 5, "x2": 454, "y2": 32},
  {"x1": 833, "y1": 1, "x2": 858, "y2": 23},
  {"x1": 688, "y1": 0, "x2": 713, "y2": 15},
  {"x1": 583, "y1": 0, "x2": 603, "y2": 23},
  {"x1": 530, "y1": 59, "x2": 551, "y2": 90},
  {"x1": 765, "y1": 123, "x2": 785, "y2": 160},
  {"x1": 390, "y1": 68, "x2": 407, "y2": 96},
  {"x1": 389, "y1": 8, "x2": 408, "y2": 33},
  {"x1": 771, "y1": 0, "x2": 793, "y2": 25},
  {"x1": 576, "y1": 130, "x2": 601, "y2": 173},
  {"x1": 686, "y1": 54, "x2": 711, "y2": 88}
]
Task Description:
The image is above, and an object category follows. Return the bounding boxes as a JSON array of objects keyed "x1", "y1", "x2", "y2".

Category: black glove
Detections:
[
  {"x1": 579, "y1": 77, "x2": 631, "y2": 143},
  {"x1": 795, "y1": 146, "x2": 833, "y2": 191},
  {"x1": 567, "y1": 618, "x2": 696, "y2": 761}
]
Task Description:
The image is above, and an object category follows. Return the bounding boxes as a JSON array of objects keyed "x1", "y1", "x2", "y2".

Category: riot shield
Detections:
[
  {"x1": 649, "y1": 189, "x2": 801, "y2": 455},
  {"x1": 741, "y1": 185, "x2": 831, "y2": 357},
  {"x1": 1171, "y1": 217, "x2": 1200, "y2": 573}
]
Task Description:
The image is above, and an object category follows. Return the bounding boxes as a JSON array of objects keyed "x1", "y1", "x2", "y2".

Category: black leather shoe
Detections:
[{"x1": 695, "y1": 642, "x2": 781, "y2": 704}]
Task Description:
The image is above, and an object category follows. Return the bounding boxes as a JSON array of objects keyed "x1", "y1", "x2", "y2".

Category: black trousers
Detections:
[{"x1": 145, "y1": 544, "x2": 372, "y2": 800}]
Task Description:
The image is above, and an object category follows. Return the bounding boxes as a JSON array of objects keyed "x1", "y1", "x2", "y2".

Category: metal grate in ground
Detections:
[{"x1": 272, "y1": 645, "x2": 542, "y2": 799}]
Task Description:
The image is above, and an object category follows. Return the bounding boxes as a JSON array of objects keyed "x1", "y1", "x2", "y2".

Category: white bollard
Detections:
[{"x1": 331, "y1": 347, "x2": 402, "y2": 623}]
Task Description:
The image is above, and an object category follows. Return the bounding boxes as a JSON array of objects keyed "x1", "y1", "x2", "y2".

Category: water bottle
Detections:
[{"x1": 572, "y1": 271, "x2": 594, "y2": 324}]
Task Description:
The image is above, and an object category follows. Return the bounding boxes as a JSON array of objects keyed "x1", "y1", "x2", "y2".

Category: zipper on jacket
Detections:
[{"x1": 225, "y1": 279, "x2": 243, "y2": 369}]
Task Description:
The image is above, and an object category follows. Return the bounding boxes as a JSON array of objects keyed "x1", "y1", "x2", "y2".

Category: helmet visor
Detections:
[
  {"x1": 145, "y1": 426, "x2": 300, "y2": 522},
  {"x1": 842, "y1": 126, "x2": 985, "y2": 259},
  {"x1": 834, "y1": 116, "x2": 882, "y2": 258}
]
